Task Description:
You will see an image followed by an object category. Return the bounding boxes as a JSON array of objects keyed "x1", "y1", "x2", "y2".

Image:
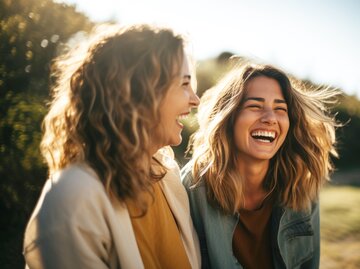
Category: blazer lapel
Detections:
[{"x1": 159, "y1": 158, "x2": 201, "y2": 269}]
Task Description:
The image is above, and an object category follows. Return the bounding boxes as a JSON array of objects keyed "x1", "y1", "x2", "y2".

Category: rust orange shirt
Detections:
[{"x1": 232, "y1": 195, "x2": 275, "y2": 269}]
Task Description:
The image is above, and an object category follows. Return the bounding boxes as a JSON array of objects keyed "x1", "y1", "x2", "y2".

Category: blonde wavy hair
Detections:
[
  {"x1": 41, "y1": 24, "x2": 185, "y2": 206},
  {"x1": 190, "y1": 63, "x2": 339, "y2": 213}
]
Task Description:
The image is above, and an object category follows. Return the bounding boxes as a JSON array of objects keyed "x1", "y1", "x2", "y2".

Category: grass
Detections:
[{"x1": 320, "y1": 186, "x2": 360, "y2": 269}]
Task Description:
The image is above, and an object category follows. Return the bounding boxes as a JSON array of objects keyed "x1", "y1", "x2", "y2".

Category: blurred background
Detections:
[{"x1": 0, "y1": 0, "x2": 359, "y2": 268}]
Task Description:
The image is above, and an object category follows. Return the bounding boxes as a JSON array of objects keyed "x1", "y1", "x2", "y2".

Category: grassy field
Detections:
[{"x1": 320, "y1": 186, "x2": 360, "y2": 269}]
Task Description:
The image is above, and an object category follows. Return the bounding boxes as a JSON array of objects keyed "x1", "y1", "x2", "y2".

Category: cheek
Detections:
[
  {"x1": 277, "y1": 112, "x2": 289, "y2": 129},
  {"x1": 234, "y1": 111, "x2": 253, "y2": 126},
  {"x1": 279, "y1": 117, "x2": 290, "y2": 144},
  {"x1": 233, "y1": 118, "x2": 249, "y2": 143}
]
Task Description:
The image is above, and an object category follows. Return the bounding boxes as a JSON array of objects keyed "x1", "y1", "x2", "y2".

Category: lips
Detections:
[{"x1": 251, "y1": 130, "x2": 276, "y2": 143}]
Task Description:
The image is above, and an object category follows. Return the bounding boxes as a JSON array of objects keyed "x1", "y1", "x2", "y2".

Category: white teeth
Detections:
[
  {"x1": 177, "y1": 114, "x2": 188, "y2": 120},
  {"x1": 251, "y1": 130, "x2": 276, "y2": 143},
  {"x1": 251, "y1": 130, "x2": 275, "y2": 138},
  {"x1": 258, "y1": 139, "x2": 271, "y2": 143}
]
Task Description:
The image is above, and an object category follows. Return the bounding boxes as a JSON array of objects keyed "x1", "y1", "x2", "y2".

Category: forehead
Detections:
[
  {"x1": 181, "y1": 56, "x2": 191, "y2": 75},
  {"x1": 245, "y1": 76, "x2": 284, "y2": 99}
]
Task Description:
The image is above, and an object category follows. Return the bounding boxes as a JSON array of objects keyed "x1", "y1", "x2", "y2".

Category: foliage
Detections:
[
  {"x1": 0, "y1": 0, "x2": 92, "y2": 267},
  {"x1": 1, "y1": 1, "x2": 360, "y2": 267},
  {"x1": 333, "y1": 95, "x2": 360, "y2": 169},
  {"x1": 195, "y1": 51, "x2": 235, "y2": 97}
]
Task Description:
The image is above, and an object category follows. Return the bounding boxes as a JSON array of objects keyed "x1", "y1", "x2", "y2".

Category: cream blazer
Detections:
[{"x1": 23, "y1": 153, "x2": 200, "y2": 269}]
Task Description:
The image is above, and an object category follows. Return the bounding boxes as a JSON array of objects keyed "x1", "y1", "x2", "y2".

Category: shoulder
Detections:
[
  {"x1": 276, "y1": 202, "x2": 320, "y2": 268},
  {"x1": 30, "y1": 164, "x2": 111, "y2": 227},
  {"x1": 180, "y1": 160, "x2": 206, "y2": 191},
  {"x1": 53, "y1": 163, "x2": 103, "y2": 188},
  {"x1": 180, "y1": 160, "x2": 194, "y2": 188},
  {"x1": 24, "y1": 164, "x2": 119, "y2": 268},
  {"x1": 24, "y1": 163, "x2": 113, "y2": 242},
  {"x1": 276, "y1": 202, "x2": 320, "y2": 239},
  {"x1": 281, "y1": 202, "x2": 319, "y2": 223},
  {"x1": 48, "y1": 164, "x2": 107, "y2": 206}
]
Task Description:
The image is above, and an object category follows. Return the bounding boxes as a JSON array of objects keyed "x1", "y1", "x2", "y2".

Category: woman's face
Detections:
[
  {"x1": 233, "y1": 76, "x2": 290, "y2": 163},
  {"x1": 152, "y1": 56, "x2": 200, "y2": 152}
]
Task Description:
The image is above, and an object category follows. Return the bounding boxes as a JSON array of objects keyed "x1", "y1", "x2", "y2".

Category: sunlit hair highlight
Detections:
[
  {"x1": 41, "y1": 24, "x2": 185, "y2": 208},
  {"x1": 190, "y1": 62, "x2": 339, "y2": 213}
]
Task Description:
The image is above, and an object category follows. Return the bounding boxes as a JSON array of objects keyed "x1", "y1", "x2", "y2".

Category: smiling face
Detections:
[
  {"x1": 152, "y1": 56, "x2": 200, "y2": 152},
  {"x1": 233, "y1": 76, "x2": 290, "y2": 163}
]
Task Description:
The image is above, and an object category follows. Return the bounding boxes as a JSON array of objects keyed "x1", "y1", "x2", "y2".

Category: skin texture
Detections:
[
  {"x1": 153, "y1": 56, "x2": 200, "y2": 151},
  {"x1": 234, "y1": 76, "x2": 289, "y2": 164},
  {"x1": 233, "y1": 76, "x2": 290, "y2": 210}
]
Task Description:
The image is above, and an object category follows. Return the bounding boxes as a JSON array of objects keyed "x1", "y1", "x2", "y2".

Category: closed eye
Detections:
[
  {"x1": 275, "y1": 107, "x2": 288, "y2": 112},
  {"x1": 246, "y1": 104, "x2": 262, "y2": 109}
]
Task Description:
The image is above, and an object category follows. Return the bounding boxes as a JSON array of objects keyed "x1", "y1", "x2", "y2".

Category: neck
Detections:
[
  {"x1": 237, "y1": 159, "x2": 269, "y2": 190},
  {"x1": 150, "y1": 144, "x2": 161, "y2": 157},
  {"x1": 236, "y1": 158, "x2": 270, "y2": 210}
]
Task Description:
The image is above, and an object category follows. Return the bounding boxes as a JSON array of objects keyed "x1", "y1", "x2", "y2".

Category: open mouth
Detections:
[
  {"x1": 251, "y1": 130, "x2": 276, "y2": 143},
  {"x1": 177, "y1": 113, "x2": 189, "y2": 122},
  {"x1": 177, "y1": 114, "x2": 188, "y2": 121},
  {"x1": 176, "y1": 113, "x2": 189, "y2": 127}
]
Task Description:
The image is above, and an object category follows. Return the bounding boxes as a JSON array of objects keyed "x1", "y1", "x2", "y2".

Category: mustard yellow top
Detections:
[{"x1": 126, "y1": 181, "x2": 191, "y2": 269}]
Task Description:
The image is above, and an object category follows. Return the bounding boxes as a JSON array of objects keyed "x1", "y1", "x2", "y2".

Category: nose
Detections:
[
  {"x1": 260, "y1": 109, "x2": 277, "y2": 125},
  {"x1": 189, "y1": 90, "x2": 200, "y2": 107}
]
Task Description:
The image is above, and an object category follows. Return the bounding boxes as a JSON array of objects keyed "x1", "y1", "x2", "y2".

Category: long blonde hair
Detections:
[
  {"x1": 41, "y1": 24, "x2": 185, "y2": 206},
  {"x1": 190, "y1": 63, "x2": 339, "y2": 213}
]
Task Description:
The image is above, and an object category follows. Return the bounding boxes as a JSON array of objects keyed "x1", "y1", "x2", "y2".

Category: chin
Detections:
[
  {"x1": 258, "y1": 154, "x2": 277, "y2": 160},
  {"x1": 169, "y1": 136, "x2": 182, "y2": 147},
  {"x1": 170, "y1": 140, "x2": 182, "y2": 147}
]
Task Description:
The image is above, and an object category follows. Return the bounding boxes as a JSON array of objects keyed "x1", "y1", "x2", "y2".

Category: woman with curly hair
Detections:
[
  {"x1": 24, "y1": 24, "x2": 200, "y2": 269},
  {"x1": 182, "y1": 63, "x2": 339, "y2": 269}
]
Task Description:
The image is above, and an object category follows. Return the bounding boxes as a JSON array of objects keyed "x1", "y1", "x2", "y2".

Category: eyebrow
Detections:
[
  {"x1": 245, "y1": 97, "x2": 287, "y2": 104},
  {"x1": 183, "y1": 75, "x2": 191, "y2": 80}
]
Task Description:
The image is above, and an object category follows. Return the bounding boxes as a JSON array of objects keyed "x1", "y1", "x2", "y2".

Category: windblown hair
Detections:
[
  {"x1": 190, "y1": 63, "x2": 339, "y2": 213},
  {"x1": 41, "y1": 24, "x2": 185, "y2": 206}
]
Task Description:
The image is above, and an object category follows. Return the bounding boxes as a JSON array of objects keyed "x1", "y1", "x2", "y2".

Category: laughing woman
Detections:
[
  {"x1": 24, "y1": 24, "x2": 200, "y2": 269},
  {"x1": 182, "y1": 63, "x2": 339, "y2": 269}
]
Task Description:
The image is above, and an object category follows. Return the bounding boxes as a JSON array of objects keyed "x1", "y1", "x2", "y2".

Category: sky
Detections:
[{"x1": 57, "y1": 0, "x2": 360, "y2": 97}]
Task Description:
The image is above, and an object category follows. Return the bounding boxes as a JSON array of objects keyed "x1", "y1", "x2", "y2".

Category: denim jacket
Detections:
[{"x1": 181, "y1": 163, "x2": 320, "y2": 269}]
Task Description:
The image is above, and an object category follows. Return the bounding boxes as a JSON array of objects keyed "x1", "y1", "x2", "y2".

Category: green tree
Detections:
[
  {"x1": 333, "y1": 94, "x2": 360, "y2": 169},
  {"x1": 0, "y1": 0, "x2": 92, "y2": 267}
]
